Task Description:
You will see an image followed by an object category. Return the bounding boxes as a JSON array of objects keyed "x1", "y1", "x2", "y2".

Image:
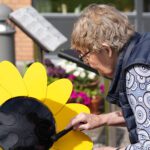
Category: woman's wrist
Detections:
[{"x1": 98, "y1": 113, "x2": 109, "y2": 126}]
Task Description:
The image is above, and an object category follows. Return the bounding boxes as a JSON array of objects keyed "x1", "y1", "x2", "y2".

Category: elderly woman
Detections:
[{"x1": 68, "y1": 4, "x2": 150, "y2": 150}]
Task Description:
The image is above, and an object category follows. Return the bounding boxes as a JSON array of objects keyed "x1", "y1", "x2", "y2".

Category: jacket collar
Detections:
[{"x1": 106, "y1": 32, "x2": 141, "y2": 105}]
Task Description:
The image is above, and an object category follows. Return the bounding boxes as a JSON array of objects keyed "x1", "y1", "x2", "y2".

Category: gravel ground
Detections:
[{"x1": 83, "y1": 126, "x2": 130, "y2": 148}]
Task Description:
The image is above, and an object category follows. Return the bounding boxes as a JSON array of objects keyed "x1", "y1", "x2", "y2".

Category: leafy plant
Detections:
[{"x1": 43, "y1": 58, "x2": 105, "y2": 107}]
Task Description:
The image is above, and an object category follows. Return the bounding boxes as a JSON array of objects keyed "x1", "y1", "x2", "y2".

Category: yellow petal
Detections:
[
  {"x1": 45, "y1": 79, "x2": 73, "y2": 115},
  {"x1": 52, "y1": 131, "x2": 93, "y2": 150},
  {"x1": 23, "y1": 62, "x2": 47, "y2": 101},
  {"x1": 0, "y1": 61, "x2": 27, "y2": 97},
  {"x1": 0, "y1": 146, "x2": 3, "y2": 150},
  {"x1": 55, "y1": 103, "x2": 90, "y2": 132},
  {"x1": 52, "y1": 104, "x2": 92, "y2": 149},
  {"x1": 0, "y1": 86, "x2": 11, "y2": 105}
]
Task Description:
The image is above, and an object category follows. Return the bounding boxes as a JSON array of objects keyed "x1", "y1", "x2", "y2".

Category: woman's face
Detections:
[{"x1": 80, "y1": 47, "x2": 118, "y2": 79}]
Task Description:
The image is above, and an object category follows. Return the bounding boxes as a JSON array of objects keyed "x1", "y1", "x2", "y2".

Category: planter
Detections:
[{"x1": 89, "y1": 96, "x2": 104, "y2": 114}]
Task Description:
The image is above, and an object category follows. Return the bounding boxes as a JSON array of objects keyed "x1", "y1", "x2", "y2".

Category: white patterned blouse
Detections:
[{"x1": 125, "y1": 65, "x2": 150, "y2": 150}]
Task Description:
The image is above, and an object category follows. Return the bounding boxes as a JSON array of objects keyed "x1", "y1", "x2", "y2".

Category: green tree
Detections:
[{"x1": 33, "y1": 0, "x2": 134, "y2": 13}]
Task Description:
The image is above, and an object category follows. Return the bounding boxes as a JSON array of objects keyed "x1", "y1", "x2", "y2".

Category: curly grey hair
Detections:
[{"x1": 71, "y1": 4, "x2": 135, "y2": 53}]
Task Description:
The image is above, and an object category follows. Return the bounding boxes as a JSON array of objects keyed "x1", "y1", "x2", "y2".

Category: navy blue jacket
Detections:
[{"x1": 107, "y1": 32, "x2": 150, "y2": 144}]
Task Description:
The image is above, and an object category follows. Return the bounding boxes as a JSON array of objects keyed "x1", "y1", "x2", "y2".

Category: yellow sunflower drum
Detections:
[{"x1": 0, "y1": 61, "x2": 93, "y2": 150}]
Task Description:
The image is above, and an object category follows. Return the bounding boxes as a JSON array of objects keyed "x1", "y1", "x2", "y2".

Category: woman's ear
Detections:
[{"x1": 102, "y1": 43, "x2": 113, "y2": 58}]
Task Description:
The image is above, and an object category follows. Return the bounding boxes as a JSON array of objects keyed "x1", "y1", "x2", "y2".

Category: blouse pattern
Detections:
[{"x1": 125, "y1": 65, "x2": 150, "y2": 150}]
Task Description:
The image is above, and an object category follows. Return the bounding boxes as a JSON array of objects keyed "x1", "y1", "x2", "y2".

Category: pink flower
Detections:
[
  {"x1": 83, "y1": 97, "x2": 91, "y2": 105},
  {"x1": 71, "y1": 90, "x2": 78, "y2": 99},
  {"x1": 68, "y1": 74, "x2": 76, "y2": 80},
  {"x1": 70, "y1": 91, "x2": 91, "y2": 106},
  {"x1": 100, "y1": 84, "x2": 105, "y2": 93},
  {"x1": 78, "y1": 92, "x2": 91, "y2": 106}
]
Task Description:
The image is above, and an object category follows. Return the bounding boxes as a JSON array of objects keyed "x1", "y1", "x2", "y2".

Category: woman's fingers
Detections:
[
  {"x1": 67, "y1": 113, "x2": 88, "y2": 129},
  {"x1": 78, "y1": 123, "x2": 90, "y2": 130},
  {"x1": 67, "y1": 113, "x2": 103, "y2": 130}
]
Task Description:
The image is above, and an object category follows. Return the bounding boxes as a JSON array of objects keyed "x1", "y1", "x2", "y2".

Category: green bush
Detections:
[{"x1": 33, "y1": 0, "x2": 134, "y2": 13}]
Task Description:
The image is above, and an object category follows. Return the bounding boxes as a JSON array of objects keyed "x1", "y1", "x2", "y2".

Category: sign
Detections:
[{"x1": 10, "y1": 6, "x2": 67, "y2": 51}]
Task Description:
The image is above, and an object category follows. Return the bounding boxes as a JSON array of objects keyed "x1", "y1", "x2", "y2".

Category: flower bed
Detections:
[{"x1": 43, "y1": 58, "x2": 105, "y2": 113}]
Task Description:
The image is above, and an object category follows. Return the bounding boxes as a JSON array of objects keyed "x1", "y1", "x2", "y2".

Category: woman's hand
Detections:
[
  {"x1": 67, "y1": 111, "x2": 125, "y2": 130},
  {"x1": 67, "y1": 112, "x2": 108, "y2": 130}
]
